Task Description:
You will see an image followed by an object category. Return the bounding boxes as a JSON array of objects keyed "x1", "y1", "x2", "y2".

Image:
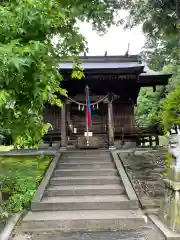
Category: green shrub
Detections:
[
  {"x1": 0, "y1": 129, "x2": 13, "y2": 145},
  {"x1": 0, "y1": 155, "x2": 51, "y2": 214},
  {"x1": 0, "y1": 134, "x2": 5, "y2": 145},
  {"x1": 163, "y1": 152, "x2": 175, "y2": 177}
]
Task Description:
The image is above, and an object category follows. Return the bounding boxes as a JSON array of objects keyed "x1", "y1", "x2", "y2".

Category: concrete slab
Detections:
[
  {"x1": 54, "y1": 169, "x2": 117, "y2": 177},
  {"x1": 41, "y1": 194, "x2": 129, "y2": 203},
  {"x1": 0, "y1": 149, "x2": 56, "y2": 156},
  {"x1": 22, "y1": 210, "x2": 146, "y2": 232},
  {"x1": 50, "y1": 176, "x2": 121, "y2": 185},
  {"x1": 0, "y1": 213, "x2": 21, "y2": 240},
  {"x1": 21, "y1": 231, "x2": 150, "y2": 240},
  {"x1": 31, "y1": 153, "x2": 61, "y2": 204},
  {"x1": 149, "y1": 215, "x2": 180, "y2": 239},
  {"x1": 57, "y1": 162, "x2": 115, "y2": 169},
  {"x1": 32, "y1": 195, "x2": 138, "y2": 211},
  {"x1": 111, "y1": 152, "x2": 139, "y2": 202},
  {"x1": 45, "y1": 184, "x2": 124, "y2": 196}
]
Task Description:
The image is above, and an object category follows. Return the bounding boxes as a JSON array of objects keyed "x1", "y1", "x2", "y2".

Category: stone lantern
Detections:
[{"x1": 159, "y1": 133, "x2": 180, "y2": 232}]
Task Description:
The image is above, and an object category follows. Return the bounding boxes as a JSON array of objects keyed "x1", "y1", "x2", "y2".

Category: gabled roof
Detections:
[
  {"x1": 59, "y1": 55, "x2": 144, "y2": 74},
  {"x1": 59, "y1": 55, "x2": 172, "y2": 86},
  {"x1": 138, "y1": 64, "x2": 172, "y2": 86}
]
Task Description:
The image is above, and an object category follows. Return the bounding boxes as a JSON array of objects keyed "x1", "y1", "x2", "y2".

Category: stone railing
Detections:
[{"x1": 159, "y1": 133, "x2": 180, "y2": 232}]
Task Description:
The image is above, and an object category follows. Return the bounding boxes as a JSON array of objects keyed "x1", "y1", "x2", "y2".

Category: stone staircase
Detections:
[{"x1": 22, "y1": 151, "x2": 146, "y2": 232}]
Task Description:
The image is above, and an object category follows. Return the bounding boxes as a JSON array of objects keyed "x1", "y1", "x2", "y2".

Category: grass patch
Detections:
[
  {"x1": 0, "y1": 145, "x2": 14, "y2": 151},
  {"x1": 0, "y1": 155, "x2": 52, "y2": 221}
]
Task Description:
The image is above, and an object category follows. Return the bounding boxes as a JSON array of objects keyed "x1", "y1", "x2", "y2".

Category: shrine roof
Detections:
[
  {"x1": 138, "y1": 65, "x2": 172, "y2": 86},
  {"x1": 59, "y1": 55, "x2": 172, "y2": 86},
  {"x1": 59, "y1": 55, "x2": 144, "y2": 74}
]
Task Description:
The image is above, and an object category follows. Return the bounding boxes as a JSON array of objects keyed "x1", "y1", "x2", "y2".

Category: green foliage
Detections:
[
  {"x1": 136, "y1": 87, "x2": 165, "y2": 129},
  {"x1": 0, "y1": 155, "x2": 51, "y2": 214},
  {"x1": 141, "y1": 37, "x2": 178, "y2": 71},
  {"x1": 122, "y1": 1, "x2": 179, "y2": 70},
  {"x1": 162, "y1": 84, "x2": 180, "y2": 132},
  {"x1": 136, "y1": 64, "x2": 180, "y2": 133},
  {"x1": 164, "y1": 64, "x2": 180, "y2": 93},
  {"x1": 0, "y1": 0, "x2": 123, "y2": 147},
  {"x1": 123, "y1": 1, "x2": 180, "y2": 132},
  {"x1": 164, "y1": 152, "x2": 175, "y2": 177},
  {"x1": 123, "y1": 0, "x2": 177, "y2": 39},
  {"x1": 0, "y1": 129, "x2": 13, "y2": 145}
]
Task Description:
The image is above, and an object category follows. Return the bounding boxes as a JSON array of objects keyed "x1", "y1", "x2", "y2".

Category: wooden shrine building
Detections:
[{"x1": 44, "y1": 55, "x2": 171, "y2": 149}]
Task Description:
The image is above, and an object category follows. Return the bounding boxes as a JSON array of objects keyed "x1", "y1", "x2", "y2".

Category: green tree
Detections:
[
  {"x1": 141, "y1": 37, "x2": 178, "y2": 71},
  {"x1": 123, "y1": 1, "x2": 177, "y2": 39},
  {"x1": 136, "y1": 87, "x2": 165, "y2": 129},
  {"x1": 122, "y1": 0, "x2": 180, "y2": 130},
  {"x1": 123, "y1": 0, "x2": 179, "y2": 67},
  {"x1": 0, "y1": 0, "x2": 123, "y2": 147},
  {"x1": 161, "y1": 64, "x2": 180, "y2": 131}
]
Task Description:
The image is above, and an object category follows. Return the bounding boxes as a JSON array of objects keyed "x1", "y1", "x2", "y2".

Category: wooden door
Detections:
[{"x1": 71, "y1": 102, "x2": 107, "y2": 135}]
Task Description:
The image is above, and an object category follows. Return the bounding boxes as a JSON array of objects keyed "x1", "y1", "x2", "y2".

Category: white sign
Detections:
[{"x1": 84, "y1": 132, "x2": 93, "y2": 137}]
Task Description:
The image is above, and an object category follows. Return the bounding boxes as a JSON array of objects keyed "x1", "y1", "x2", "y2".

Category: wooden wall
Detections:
[
  {"x1": 113, "y1": 100, "x2": 135, "y2": 133},
  {"x1": 70, "y1": 102, "x2": 107, "y2": 134},
  {"x1": 44, "y1": 99, "x2": 135, "y2": 134},
  {"x1": 44, "y1": 105, "x2": 61, "y2": 132}
]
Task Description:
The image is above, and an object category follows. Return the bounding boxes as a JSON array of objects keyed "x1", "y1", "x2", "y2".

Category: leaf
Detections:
[
  {"x1": 11, "y1": 57, "x2": 28, "y2": 71},
  {"x1": 72, "y1": 70, "x2": 84, "y2": 79}
]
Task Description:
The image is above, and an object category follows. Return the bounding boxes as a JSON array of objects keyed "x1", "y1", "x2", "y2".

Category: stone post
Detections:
[
  {"x1": 159, "y1": 133, "x2": 180, "y2": 232},
  {"x1": 60, "y1": 101, "x2": 67, "y2": 150},
  {"x1": 108, "y1": 93, "x2": 115, "y2": 149}
]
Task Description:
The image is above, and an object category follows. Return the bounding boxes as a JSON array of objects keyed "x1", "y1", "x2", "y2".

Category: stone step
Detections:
[
  {"x1": 45, "y1": 184, "x2": 125, "y2": 196},
  {"x1": 50, "y1": 176, "x2": 121, "y2": 185},
  {"x1": 54, "y1": 169, "x2": 118, "y2": 177},
  {"x1": 32, "y1": 195, "x2": 139, "y2": 211},
  {"x1": 62, "y1": 152, "x2": 110, "y2": 158},
  {"x1": 22, "y1": 210, "x2": 146, "y2": 232},
  {"x1": 23, "y1": 231, "x2": 149, "y2": 240},
  {"x1": 57, "y1": 162, "x2": 115, "y2": 169},
  {"x1": 59, "y1": 158, "x2": 113, "y2": 163}
]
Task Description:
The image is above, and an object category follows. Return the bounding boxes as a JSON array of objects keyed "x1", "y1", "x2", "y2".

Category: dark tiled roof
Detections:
[{"x1": 59, "y1": 55, "x2": 142, "y2": 70}]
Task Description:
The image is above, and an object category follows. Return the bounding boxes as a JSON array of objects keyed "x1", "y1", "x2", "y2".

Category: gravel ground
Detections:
[{"x1": 119, "y1": 149, "x2": 166, "y2": 210}]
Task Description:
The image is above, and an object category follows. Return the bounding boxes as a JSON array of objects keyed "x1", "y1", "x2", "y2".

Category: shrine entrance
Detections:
[
  {"x1": 70, "y1": 102, "x2": 107, "y2": 135},
  {"x1": 66, "y1": 93, "x2": 109, "y2": 149},
  {"x1": 43, "y1": 55, "x2": 171, "y2": 149}
]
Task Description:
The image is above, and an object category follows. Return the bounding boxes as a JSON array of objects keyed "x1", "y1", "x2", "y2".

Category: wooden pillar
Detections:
[
  {"x1": 149, "y1": 136, "x2": 152, "y2": 146},
  {"x1": 60, "y1": 102, "x2": 67, "y2": 150},
  {"x1": 108, "y1": 93, "x2": 115, "y2": 149},
  {"x1": 67, "y1": 103, "x2": 71, "y2": 124},
  {"x1": 155, "y1": 135, "x2": 159, "y2": 146},
  {"x1": 66, "y1": 102, "x2": 71, "y2": 140}
]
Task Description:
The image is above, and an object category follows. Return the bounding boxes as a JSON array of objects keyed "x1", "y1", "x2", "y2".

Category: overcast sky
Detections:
[{"x1": 79, "y1": 22, "x2": 145, "y2": 56}]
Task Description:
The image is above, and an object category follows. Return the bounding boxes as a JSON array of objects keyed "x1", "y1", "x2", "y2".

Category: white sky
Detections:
[{"x1": 79, "y1": 22, "x2": 145, "y2": 56}]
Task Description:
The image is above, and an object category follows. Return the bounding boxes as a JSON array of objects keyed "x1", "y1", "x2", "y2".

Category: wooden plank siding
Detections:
[
  {"x1": 113, "y1": 100, "x2": 135, "y2": 134},
  {"x1": 44, "y1": 99, "x2": 135, "y2": 136},
  {"x1": 44, "y1": 105, "x2": 61, "y2": 132}
]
